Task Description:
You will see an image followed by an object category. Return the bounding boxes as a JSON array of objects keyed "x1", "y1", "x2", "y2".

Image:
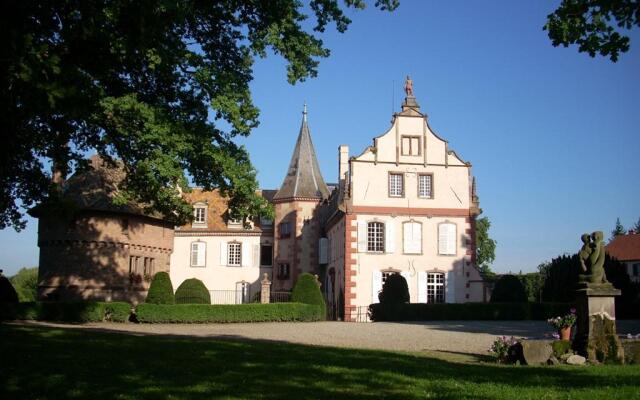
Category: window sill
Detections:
[{"x1": 190, "y1": 265, "x2": 207, "y2": 268}]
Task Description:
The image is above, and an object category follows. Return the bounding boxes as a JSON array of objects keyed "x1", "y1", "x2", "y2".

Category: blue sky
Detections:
[{"x1": 1, "y1": 1, "x2": 638, "y2": 276}]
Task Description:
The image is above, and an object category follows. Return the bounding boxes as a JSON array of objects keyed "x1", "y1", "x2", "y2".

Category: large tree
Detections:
[
  {"x1": 544, "y1": 0, "x2": 640, "y2": 62},
  {"x1": 612, "y1": 217, "x2": 625, "y2": 239},
  {"x1": 0, "y1": 0, "x2": 398, "y2": 230},
  {"x1": 475, "y1": 216, "x2": 497, "y2": 276}
]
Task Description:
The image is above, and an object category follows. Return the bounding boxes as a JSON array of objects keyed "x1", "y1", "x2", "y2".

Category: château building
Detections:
[{"x1": 33, "y1": 79, "x2": 487, "y2": 318}]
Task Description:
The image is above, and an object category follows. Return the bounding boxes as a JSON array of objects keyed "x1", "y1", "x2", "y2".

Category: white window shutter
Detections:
[
  {"x1": 385, "y1": 222, "x2": 395, "y2": 253},
  {"x1": 446, "y1": 271, "x2": 456, "y2": 303},
  {"x1": 418, "y1": 271, "x2": 427, "y2": 303},
  {"x1": 400, "y1": 271, "x2": 411, "y2": 302},
  {"x1": 357, "y1": 221, "x2": 367, "y2": 252},
  {"x1": 241, "y1": 243, "x2": 251, "y2": 267},
  {"x1": 197, "y1": 242, "x2": 206, "y2": 267},
  {"x1": 438, "y1": 224, "x2": 448, "y2": 255},
  {"x1": 190, "y1": 243, "x2": 198, "y2": 266},
  {"x1": 372, "y1": 271, "x2": 382, "y2": 304},
  {"x1": 220, "y1": 242, "x2": 227, "y2": 266},
  {"x1": 319, "y1": 238, "x2": 328, "y2": 264},
  {"x1": 447, "y1": 224, "x2": 457, "y2": 255},
  {"x1": 403, "y1": 223, "x2": 412, "y2": 254},
  {"x1": 253, "y1": 244, "x2": 260, "y2": 267},
  {"x1": 413, "y1": 223, "x2": 422, "y2": 253}
]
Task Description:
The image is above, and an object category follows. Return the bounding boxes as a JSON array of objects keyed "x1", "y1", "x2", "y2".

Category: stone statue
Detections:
[
  {"x1": 578, "y1": 231, "x2": 609, "y2": 285},
  {"x1": 404, "y1": 75, "x2": 414, "y2": 97}
]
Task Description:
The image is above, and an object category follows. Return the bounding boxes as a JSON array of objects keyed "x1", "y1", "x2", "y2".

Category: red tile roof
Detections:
[{"x1": 606, "y1": 234, "x2": 640, "y2": 261}]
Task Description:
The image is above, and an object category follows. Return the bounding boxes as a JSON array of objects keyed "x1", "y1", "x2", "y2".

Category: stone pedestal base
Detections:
[{"x1": 573, "y1": 283, "x2": 624, "y2": 363}]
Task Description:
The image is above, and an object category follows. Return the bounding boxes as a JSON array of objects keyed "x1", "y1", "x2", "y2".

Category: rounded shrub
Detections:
[
  {"x1": 490, "y1": 274, "x2": 527, "y2": 303},
  {"x1": 175, "y1": 278, "x2": 211, "y2": 304},
  {"x1": 378, "y1": 273, "x2": 410, "y2": 305},
  {"x1": 0, "y1": 274, "x2": 19, "y2": 303},
  {"x1": 291, "y1": 273, "x2": 325, "y2": 317},
  {"x1": 146, "y1": 272, "x2": 175, "y2": 304}
]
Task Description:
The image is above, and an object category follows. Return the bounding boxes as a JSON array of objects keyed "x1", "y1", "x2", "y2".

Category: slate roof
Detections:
[
  {"x1": 606, "y1": 233, "x2": 640, "y2": 261},
  {"x1": 274, "y1": 107, "x2": 329, "y2": 201}
]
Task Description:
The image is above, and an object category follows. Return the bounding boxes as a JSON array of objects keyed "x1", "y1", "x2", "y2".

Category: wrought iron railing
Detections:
[
  {"x1": 344, "y1": 305, "x2": 370, "y2": 322},
  {"x1": 208, "y1": 290, "x2": 252, "y2": 305},
  {"x1": 270, "y1": 291, "x2": 292, "y2": 303}
]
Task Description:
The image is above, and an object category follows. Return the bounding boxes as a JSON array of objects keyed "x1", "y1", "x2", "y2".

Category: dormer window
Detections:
[
  {"x1": 228, "y1": 217, "x2": 242, "y2": 229},
  {"x1": 192, "y1": 203, "x2": 207, "y2": 228},
  {"x1": 401, "y1": 136, "x2": 421, "y2": 156}
]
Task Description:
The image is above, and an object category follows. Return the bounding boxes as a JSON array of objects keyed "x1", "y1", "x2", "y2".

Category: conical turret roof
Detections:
[{"x1": 274, "y1": 105, "x2": 329, "y2": 201}]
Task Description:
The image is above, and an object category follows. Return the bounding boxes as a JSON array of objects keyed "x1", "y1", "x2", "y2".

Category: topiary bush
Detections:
[
  {"x1": 175, "y1": 278, "x2": 211, "y2": 304},
  {"x1": 291, "y1": 273, "x2": 325, "y2": 318},
  {"x1": 491, "y1": 274, "x2": 528, "y2": 303},
  {"x1": 378, "y1": 273, "x2": 410, "y2": 305},
  {"x1": 146, "y1": 272, "x2": 175, "y2": 304},
  {"x1": 0, "y1": 274, "x2": 19, "y2": 303}
]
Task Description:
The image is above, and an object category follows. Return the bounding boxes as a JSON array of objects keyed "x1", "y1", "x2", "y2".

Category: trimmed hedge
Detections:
[
  {"x1": 491, "y1": 274, "x2": 527, "y2": 302},
  {"x1": 175, "y1": 278, "x2": 211, "y2": 304},
  {"x1": 146, "y1": 272, "x2": 175, "y2": 304},
  {"x1": 136, "y1": 303, "x2": 324, "y2": 323},
  {"x1": 0, "y1": 301, "x2": 131, "y2": 322},
  {"x1": 291, "y1": 273, "x2": 326, "y2": 319},
  {"x1": 368, "y1": 302, "x2": 575, "y2": 322}
]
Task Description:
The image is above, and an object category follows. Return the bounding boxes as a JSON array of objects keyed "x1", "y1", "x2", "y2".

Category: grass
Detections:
[{"x1": 1, "y1": 324, "x2": 639, "y2": 399}]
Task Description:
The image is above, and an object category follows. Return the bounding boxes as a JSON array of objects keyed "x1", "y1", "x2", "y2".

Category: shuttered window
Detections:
[
  {"x1": 403, "y1": 221, "x2": 422, "y2": 254},
  {"x1": 438, "y1": 223, "x2": 457, "y2": 255},
  {"x1": 367, "y1": 222, "x2": 385, "y2": 252},
  {"x1": 228, "y1": 242, "x2": 242, "y2": 266},
  {"x1": 190, "y1": 242, "x2": 206, "y2": 267}
]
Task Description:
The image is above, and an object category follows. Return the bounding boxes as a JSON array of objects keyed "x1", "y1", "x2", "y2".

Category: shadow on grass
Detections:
[{"x1": 1, "y1": 323, "x2": 639, "y2": 400}]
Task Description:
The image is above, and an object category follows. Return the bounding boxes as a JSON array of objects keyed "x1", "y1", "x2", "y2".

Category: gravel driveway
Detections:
[{"x1": 14, "y1": 319, "x2": 640, "y2": 355}]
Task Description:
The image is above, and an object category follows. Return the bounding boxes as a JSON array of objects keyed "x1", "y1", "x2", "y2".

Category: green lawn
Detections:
[{"x1": 1, "y1": 324, "x2": 639, "y2": 399}]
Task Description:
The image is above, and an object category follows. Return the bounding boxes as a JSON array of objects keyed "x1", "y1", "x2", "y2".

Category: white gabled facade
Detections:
[{"x1": 325, "y1": 84, "x2": 486, "y2": 319}]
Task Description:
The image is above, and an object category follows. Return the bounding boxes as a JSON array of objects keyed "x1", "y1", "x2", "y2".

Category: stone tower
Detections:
[{"x1": 272, "y1": 105, "x2": 329, "y2": 290}]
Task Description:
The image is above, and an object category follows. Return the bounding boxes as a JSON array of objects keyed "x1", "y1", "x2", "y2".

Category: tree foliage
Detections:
[
  {"x1": 490, "y1": 274, "x2": 527, "y2": 303},
  {"x1": 475, "y1": 216, "x2": 497, "y2": 276},
  {"x1": 9, "y1": 267, "x2": 39, "y2": 302},
  {"x1": 0, "y1": 0, "x2": 398, "y2": 230},
  {"x1": 545, "y1": 0, "x2": 640, "y2": 62},
  {"x1": 612, "y1": 217, "x2": 625, "y2": 239},
  {"x1": 634, "y1": 217, "x2": 640, "y2": 233}
]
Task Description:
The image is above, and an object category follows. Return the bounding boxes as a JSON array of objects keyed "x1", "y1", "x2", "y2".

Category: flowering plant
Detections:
[
  {"x1": 489, "y1": 336, "x2": 518, "y2": 363},
  {"x1": 547, "y1": 308, "x2": 577, "y2": 329}
]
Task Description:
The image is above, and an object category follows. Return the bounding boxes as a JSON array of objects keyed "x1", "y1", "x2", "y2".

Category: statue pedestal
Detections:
[{"x1": 574, "y1": 283, "x2": 624, "y2": 363}]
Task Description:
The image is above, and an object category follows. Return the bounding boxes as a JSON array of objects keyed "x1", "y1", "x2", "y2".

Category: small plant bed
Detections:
[{"x1": 2, "y1": 324, "x2": 640, "y2": 399}]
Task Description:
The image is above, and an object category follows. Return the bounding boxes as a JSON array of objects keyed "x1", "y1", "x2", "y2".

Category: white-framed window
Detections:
[
  {"x1": 403, "y1": 221, "x2": 422, "y2": 254},
  {"x1": 367, "y1": 222, "x2": 385, "y2": 252},
  {"x1": 401, "y1": 136, "x2": 421, "y2": 156},
  {"x1": 438, "y1": 222, "x2": 457, "y2": 255},
  {"x1": 633, "y1": 263, "x2": 640, "y2": 277},
  {"x1": 228, "y1": 242, "x2": 242, "y2": 266},
  {"x1": 190, "y1": 241, "x2": 206, "y2": 267},
  {"x1": 193, "y1": 206, "x2": 207, "y2": 224},
  {"x1": 418, "y1": 174, "x2": 433, "y2": 198},
  {"x1": 427, "y1": 272, "x2": 445, "y2": 303},
  {"x1": 388, "y1": 173, "x2": 404, "y2": 197}
]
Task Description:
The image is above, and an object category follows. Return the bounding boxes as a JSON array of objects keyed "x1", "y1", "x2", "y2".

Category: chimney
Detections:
[{"x1": 338, "y1": 145, "x2": 349, "y2": 183}]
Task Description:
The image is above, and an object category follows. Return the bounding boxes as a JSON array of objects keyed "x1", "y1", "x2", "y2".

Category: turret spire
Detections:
[{"x1": 274, "y1": 104, "x2": 329, "y2": 201}]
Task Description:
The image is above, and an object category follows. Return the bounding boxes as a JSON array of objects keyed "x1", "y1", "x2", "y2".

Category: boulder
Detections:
[
  {"x1": 511, "y1": 340, "x2": 553, "y2": 365},
  {"x1": 566, "y1": 354, "x2": 586, "y2": 365}
]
